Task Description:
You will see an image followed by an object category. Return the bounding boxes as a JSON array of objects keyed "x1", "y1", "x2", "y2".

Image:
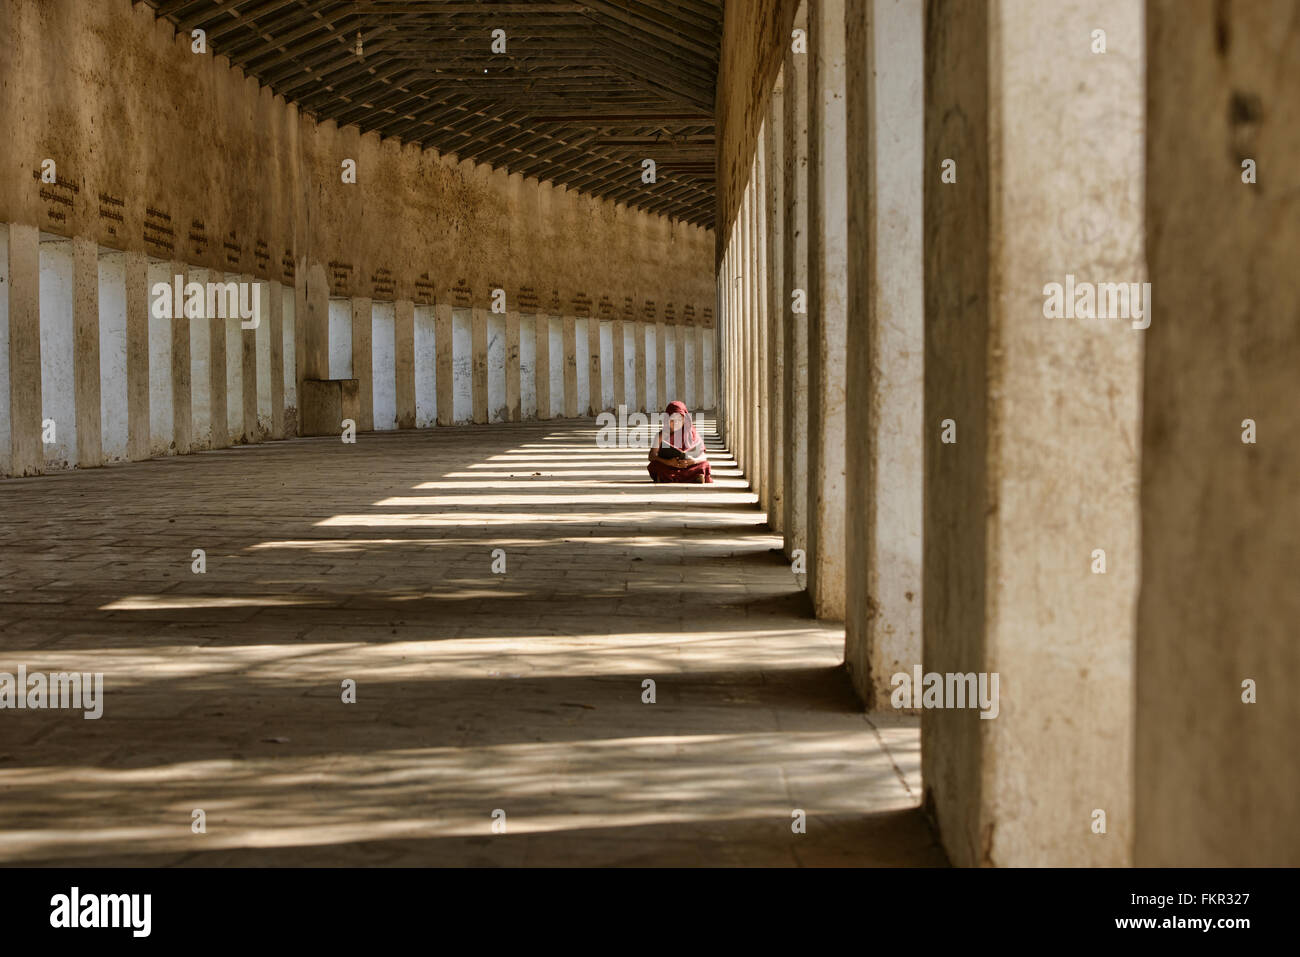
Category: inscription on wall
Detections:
[
  {"x1": 223, "y1": 230, "x2": 242, "y2": 269},
  {"x1": 328, "y1": 260, "x2": 354, "y2": 296},
  {"x1": 452, "y1": 279, "x2": 473, "y2": 307},
  {"x1": 597, "y1": 295, "x2": 614, "y2": 319},
  {"x1": 642, "y1": 300, "x2": 657, "y2": 321},
  {"x1": 143, "y1": 206, "x2": 175, "y2": 254},
  {"x1": 371, "y1": 266, "x2": 394, "y2": 300},
  {"x1": 98, "y1": 192, "x2": 125, "y2": 238},
  {"x1": 33, "y1": 168, "x2": 77, "y2": 226},
  {"x1": 517, "y1": 284, "x2": 538, "y2": 312},
  {"x1": 281, "y1": 249, "x2": 295, "y2": 283},
  {"x1": 571, "y1": 292, "x2": 592, "y2": 317},
  {"x1": 254, "y1": 238, "x2": 270, "y2": 273},
  {"x1": 415, "y1": 271, "x2": 435, "y2": 304},
  {"x1": 189, "y1": 219, "x2": 208, "y2": 258}
]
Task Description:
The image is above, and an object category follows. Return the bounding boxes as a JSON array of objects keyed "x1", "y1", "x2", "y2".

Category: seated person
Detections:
[{"x1": 647, "y1": 400, "x2": 713, "y2": 484}]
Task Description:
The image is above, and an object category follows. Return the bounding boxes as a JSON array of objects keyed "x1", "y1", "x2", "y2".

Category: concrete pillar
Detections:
[
  {"x1": 562, "y1": 315, "x2": 577, "y2": 418},
  {"x1": 1136, "y1": 0, "x2": 1300, "y2": 866},
  {"x1": 922, "y1": 0, "x2": 1142, "y2": 866},
  {"x1": 394, "y1": 299, "x2": 416, "y2": 429},
  {"x1": 125, "y1": 251, "x2": 150, "y2": 461},
  {"x1": 783, "y1": 3, "x2": 811, "y2": 561},
  {"x1": 807, "y1": 0, "x2": 849, "y2": 620},
  {"x1": 96, "y1": 251, "x2": 128, "y2": 463},
  {"x1": 240, "y1": 275, "x2": 258, "y2": 444},
  {"x1": 654, "y1": 318, "x2": 667, "y2": 414},
  {"x1": 268, "y1": 279, "x2": 285, "y2": 439},
  {"x1": 224, "y1": 275, "x2": 245, "y2": 446},
  {"x1": 634, "y1": 321, "x2": 647, "y2": 412},
  {"x1": 754, "y1": 147, "x2": 770, "y2": 505},
  {"x1": 351, "y1": 296, "x2": 374, "y2": 432},
  {"x1": 7, "y1": 224, "x2": 41, "y2": 476},
  {"x1": 534, "y1": 312, "x2": 551, "y2": 419},
  {"x1": 471, "y1": 306, "x2": 488, "y2": 423},
  {"x1": 302, "y1": 262, "x2": 329, "y2": 383},
  {"x1": 765, "y1": 77, "x2": 786, "y2": 534},
  {"x1": 254, "y1": 281, "x2": 273, "y2": 440},
  {"x1": 842, "y1": 0, "x2": 924, "y2": 709},
  {"x1": 208, "y1": 271, "x2": 229, "y2": 450},
  {"x1": 435, "y1": 301, "x2": 454, "y2": 427},
  {"x1": 587, "y1": 316, "x2": 602, "y2": 415},
  {"x1": 73, "y1": 238, "x2": 103, "y2": 467},
  {"x1": 185, "y1": 267, "x2": 211, "y2": 449},
  {"x1": 611, "y1": 318, "x2": 625, "y2": 413},
  {"x1": 695, "y1": 323, "x2": 708, "y2": 411},
  {"x1": 505, "y1": 309, "x2": 520, "y2": 422}
]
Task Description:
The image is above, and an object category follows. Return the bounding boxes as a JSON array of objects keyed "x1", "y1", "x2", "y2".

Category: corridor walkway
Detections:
[{"x1": 0, "y1": 419, "x2": 942, "y2": 866}]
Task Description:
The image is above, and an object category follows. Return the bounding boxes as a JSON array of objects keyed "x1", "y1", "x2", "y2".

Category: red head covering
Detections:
[{"x1": 660, "y1": 401, "x2": 703, "y2": 453}]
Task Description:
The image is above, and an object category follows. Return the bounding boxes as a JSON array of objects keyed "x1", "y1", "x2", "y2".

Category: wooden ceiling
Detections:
[{"x1": 144, "y1": 0, "x2": 721, "y2": 227}]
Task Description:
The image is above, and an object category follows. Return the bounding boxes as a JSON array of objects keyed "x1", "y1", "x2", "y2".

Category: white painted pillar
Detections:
[
  {"x1": 807, "y1": 0, "x2": 849, "y2": 619},
  {"x1": 351, "y1": 296, "x2": 374, "y2": 432},
  {"x1": 472, "y1": 305, "x2": 489, "y2": 424},
  {"x1": 533, "y1": 311, "x2": 551, "y2": 419},
  {"x1": 394, "y1": 299, "x2": 415, "y2": 429},
  {"x1": 97, "y1": 250, "x2": 128, "y2": 463},
  {"x1": 435, "y1": 301, "x2": 454, "y2": 427},
  {"x1": 268, "y1": 279, "x2": 285, "y2": 439},
  {"x1": 6, "y1": 225, "x2": 42, "y2": 476},
  {"x1": 783, "y1": 2, "x2": 811, "y2": 561},
  {"x1": 844, "y1": 0, "x2": 924, "y2": 708},
  {"x1": 765, "y1": 76, "x2": 787, "y2": 534},
  {"x1": 922, "y1": 0, "x2": 1142, "y2": 866},
  {"x1": 506, "y1": 309, "x2": 520, "y2": 421}
]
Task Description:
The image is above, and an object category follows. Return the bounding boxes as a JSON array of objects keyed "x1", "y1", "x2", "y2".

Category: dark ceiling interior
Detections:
[{"x1": 142, "y1": 0, "x2": 721, "y2": 227}]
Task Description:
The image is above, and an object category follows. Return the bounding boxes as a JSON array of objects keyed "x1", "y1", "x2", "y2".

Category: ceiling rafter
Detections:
[{"x1": 143, "y1": 0, "x2": 721, "y2": 227}]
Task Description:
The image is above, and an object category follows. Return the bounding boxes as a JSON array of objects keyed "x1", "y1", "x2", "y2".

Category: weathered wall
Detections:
[
  {"x1": 716, "y1": 0, "x2": 796, "y2": 259},
  {"x1": 0, "y1": 0, "x2": 713, "y2": 329},
  {"x1": 1136, "y1": 0, "x2": 1300, "y2": 866}
]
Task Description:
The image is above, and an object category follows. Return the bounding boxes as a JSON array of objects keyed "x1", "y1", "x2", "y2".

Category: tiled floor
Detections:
[{"x1": 0, "y1": 417, "x2": 943, "y2": 866}]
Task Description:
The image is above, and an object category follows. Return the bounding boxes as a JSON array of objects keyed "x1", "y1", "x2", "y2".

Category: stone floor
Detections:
[{"x1": 0, "y1": 417, "x2": 943, "y2": 866}]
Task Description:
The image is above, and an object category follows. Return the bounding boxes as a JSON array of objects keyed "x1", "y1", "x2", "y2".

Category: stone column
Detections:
[
  {"x1": 394, "y1": 299, "x2": 416, "y2": 429},
  {"x1": 695, "y1": 322, "x2": 708, "y2": 412},
  {"x1": 634, "y1": 320, "x2": 647, "y2": 412},
  {"x1": 765, "y1": 78, "x2": 786, "y2": 534},
  {"x1": 505, "y1": 309, "x2": 520, "y2": 421},
  {"x1": 806, "y1": 0, "x2": 849, "y2": 620},
  {"x1": 754, "y1": 148, "x2": 769, "y2": 505},
  {"x1": 562, "y1": 315, "x2": 577, "y2": 418},
  {"x1": 534, "y1": 313, "x2": 550, "y2": 419},
  {"x1": 783, "y1": 3, "x2": 811, "y2": 561},
  {"x1": 268, "y1": 280, "x2": 285, "y2": 439},
  {"x1": 240, "y1": 274, "x2": 258, "y2": 444},
  {"x1": 208, "y1": 273, "x2": 229, "y2": 450},
  {"x1": 611, "y1": 317, "x2": 625, "y2": 413},
  {"x1": 7, "y1": 224, "x2": 41, "y2": 476},
  {"x1": 842, "y1": 0, "x2": 924, "y2": 709},
  {"x1": 655, "y1": 317, "x2": 667, "y2": 414},
  {"x1": 471, "y1": 305, "x2": 489, "y2": 424},
  {"x1": 922, "y1": 0, "x2": 1142, "y2": 866},
  {"x1": 1135, "y1": 0, "x2": 1300, "y2": 866},
  {"x1": 351, "y1": 296, "x2": 373, "y2": 432},
  {"x1": 125, "y1": 251, "x2": 150, "y2": 460},
  {"x1": 434, "y1": 301, "x2": 454, "y2": 427},
  {"x1": 73, "y1": 237, "x2": 103, "y2": 467},
  {"x1": 586, "y1": 317, "x2": 602, "y2": 415}
]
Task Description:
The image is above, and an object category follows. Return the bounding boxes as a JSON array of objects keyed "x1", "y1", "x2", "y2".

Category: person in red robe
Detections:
[{"x1": 647, "y1": 400, "x2": 713, "y2": 484}]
